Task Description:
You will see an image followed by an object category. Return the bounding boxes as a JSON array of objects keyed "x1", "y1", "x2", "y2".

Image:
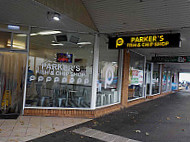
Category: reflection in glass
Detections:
[
  {"x1": 0, "y1": 31, "x2": 11, "y2": 49},
  {"x1": 128, "y1": 52, "x2": 144, "y2": 100},
  {"x1": 0, "y1": 52, "x2": 27, "y2": 114},
  {"x1": 146, "y1": 63, "x2": 151, "y2": 95},
  {"x1": 162, "y1": 70, "x2": 167, "y2": 92},
  {"x1": 25, "y1": 27, "x2": 94, "y2": 108},
  {"x1": 152, "y1": 63, "x2": 160, "y2": 94},
  {"x1": 96, "y1": 36, "x2": 119, "y2": 107},
  {"x1": 12, "y1": 33, "x2": 27, "y2": 50},
  {"x1": 167, "y1": 71, "x2": 171, "y2": 91}
]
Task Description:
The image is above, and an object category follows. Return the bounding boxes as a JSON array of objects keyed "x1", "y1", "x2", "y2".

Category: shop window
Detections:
[
  {"x1": 152, "y1": 63, "x2": 160, "y2": 94},
  {"x1": 12, "y1": 33, "x2": 27, "y2": 50},
  {"x1": 146, "y1": 63, "x2": 151, "y2": 96},
  {"x1": 96, "y1": 36, "x2": 120, "y2": 107},
  {"x1": 128, "y1": 51, "x2": 145, "y2": 100},
  {"x1": 167, "y1": 71, "x2": 171, "y2": 91},
  {"x1": 162, "y1": 70, "x2": 167, "y2": 92},
  {"x1": 25, "y1": 27, "x2": 94, "y2": 108},
  {"x1": 0, "y1": 31, "x2": 11, "y2": 49},
  {"x1": 172, "y1": 72, "x2": 178, "y2": 90}
]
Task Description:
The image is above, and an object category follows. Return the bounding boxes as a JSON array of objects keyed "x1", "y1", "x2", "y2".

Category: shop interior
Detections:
[{"x1": 25, "y1": 28, "x2": 95, "y2": 108}]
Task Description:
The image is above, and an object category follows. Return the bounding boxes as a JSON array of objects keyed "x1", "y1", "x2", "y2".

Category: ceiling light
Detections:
[
  {"x1": 77, "y1": 42, "x2": 92, "y2": 45},
  {"x1": 53, "y1": 13, "x2": 60, "y2": 21},
  {"x1": 30, "y1": 33, "x2": 38, "y2": 36},
  {"x1": 38, "y1": 30, "x2": 61, "y2": 35},
  {"x1": 51, "y1": 43, "x2": 64, "y2": 46},
  {"x1": 112, "y1": 62, "x2": 117, "y2": 64},
  {"x1": 47, "y1": 11, "x2": 61, "y2": 21},
  {"x1": 8, "y1": 25, "x2": 20, "y2": 30},
  {"x1": 16, "y1": 34, "x2": 27, "y2": 37}
]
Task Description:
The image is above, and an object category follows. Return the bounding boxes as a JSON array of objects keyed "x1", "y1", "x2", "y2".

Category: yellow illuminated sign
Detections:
[
  {"x1": 127, "y1": 35, "x2": 169, "y2": 48},
  {"x1": 116, "y1": 38, "x2": 124, "y2": 48},
  {"x1": 109, "y1": 33, "x2": 180, "y2": 49}
]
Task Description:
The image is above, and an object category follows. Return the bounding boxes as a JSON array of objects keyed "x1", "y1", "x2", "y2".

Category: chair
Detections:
[
  {"x1": 58, "y1": 88, "x2": 68, "y2": 107},
  {"x1": 74, "y1": 87, "x2": 87, "y2": 106}
]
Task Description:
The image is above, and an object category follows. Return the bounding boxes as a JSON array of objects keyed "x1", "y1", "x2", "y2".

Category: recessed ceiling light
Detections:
[
  {"x1": 53, "y1": 13, "x2": 60, "y2": 21},
  {"x1": 77, "y1": 42, "x2": 92, "y2": 45},
  {"x1": 47, "y1": 11, "x2": 61, "y2": 21},
  {"x1": 16, "y1": 34, "x2": 27, "y2": 37},
  {"x1": 51, "y1": 43, "x2": 64, "y2": 46},
  {"x1": 30, "y1": 33, "x2": 38, "y2": 36},
  {"x1": 38, "y1": 30, "x2": 61, "y2": 35}
]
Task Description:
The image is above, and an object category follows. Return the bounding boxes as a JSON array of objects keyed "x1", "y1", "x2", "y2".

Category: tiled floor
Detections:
[{"x1": 0, "y1": 116, "x2": 91, "y2": 142}]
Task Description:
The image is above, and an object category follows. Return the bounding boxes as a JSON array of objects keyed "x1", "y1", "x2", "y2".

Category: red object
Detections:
[{"x1": 58, "y1": 57, "x2": 68, "y2": 62}]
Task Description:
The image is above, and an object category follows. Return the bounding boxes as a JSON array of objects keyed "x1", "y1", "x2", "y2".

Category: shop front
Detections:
[
  {"x1": 23, "y1": 27, "x2": 123, "y2": 118},
  {"x1": 0, "y1": 24, "x2": 181, "y2": 118},
  {"x1": 0, "y1": 24, "x2": 29, "y2": 118},
  {"x1": 128, "y1": 51, "x2": 145, "y2": 101},
  {"x1": 146, "y1": 63, "x2": 161, "y2": 96}
]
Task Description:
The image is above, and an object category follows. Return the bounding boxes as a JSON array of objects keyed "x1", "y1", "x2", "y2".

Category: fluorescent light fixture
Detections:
[
  {"x1": 8, "y1": 25, "x2": 20, "y2": 30},
  {"x1": 7, "y1": 44, "x2": 25, "y2": 49},
  {"x1": 53, "y1": 13, "x2": 60, "y2": 21},
  {"x1": 16, "y1": 34, "x2": 27, "y2": 37},
  {"x1": 77, "y1": 42, "x2": 92, "y2": 45},
  {"x1": 51, "y1": 43, "x2": 64, "y2": 46},
  {"x1": 38, "y1": 30, "x2": 61, "y2": 35},
  {"x1": 30, "y1": 33, "x2": 38, "y2": 36},
  {"x1": 112, "y1": 62, "x2": 117, "y2": 64}
]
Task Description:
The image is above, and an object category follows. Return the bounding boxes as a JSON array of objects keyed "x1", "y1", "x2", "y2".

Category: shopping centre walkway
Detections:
[
  {"x1": 0, "y1": 116, "x2": 91, "y2": 142},
  {"x1": 30, "y1": 91, "x2": 190, "y2": 142}
]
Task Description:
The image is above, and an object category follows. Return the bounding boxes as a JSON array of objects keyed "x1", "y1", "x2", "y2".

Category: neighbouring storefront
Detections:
[
  {"x1": 146, "y1": 63, "x2": 161, "y2": 96},
  {"x1": 128, "y1": 51, "x2": 145, "y2": 100},
  {"x1": 0, "y1": 23, "x2": 29, "y2": 117},
  {"x1": 172, "y1": 72, "x2": 179, "y2": 90}
]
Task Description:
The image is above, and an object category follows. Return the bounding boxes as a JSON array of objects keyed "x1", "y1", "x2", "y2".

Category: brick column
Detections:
[{"x1": 121, "y1": 49, "x2": 130, "y2": 107}]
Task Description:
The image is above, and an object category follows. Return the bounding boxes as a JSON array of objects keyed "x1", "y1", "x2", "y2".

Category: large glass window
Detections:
[
  {"x1": 152, "y1": 63, "x2": 160, "y2": 94},
  {"x1": 162, "y1": 69, "x2": 167, "y2": 92},
  {"x1": 0, "y1": 52, "x2": 27, "y2": 114},
  {"x1": 167, "y1": 71, "x2": 171, "y2": 91},
  {"x1": 146, "y1": 63, "x2": 151, "y2": 96},
  {"x1": 96, "y1": 36, "x2": 120, "y2": 107},
  {"x1": 0, "y1": 31, "x2": 11, "y2": 49},
  {"x1": 12, "y1": 33, "x2": 27, "y2": 50},
  {"x1": 128, "y1": 51, "x2": 145, "y2": 100},
  {"x1": 172, "y1": 72, "x2": 178, "y2": 90},
  {"x1": 25, "y1": 27, "x2": 94, "y2": 108}
]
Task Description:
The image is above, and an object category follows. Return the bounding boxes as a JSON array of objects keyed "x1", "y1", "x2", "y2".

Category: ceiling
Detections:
[
  {"x1": 82, "y1": 0, "x2": 190, "y2": 33},
  {"x1": 0, "y1": 0, "x2": 94, "y2": 33},
  {"x1": 82, "y1": 0, "x2": 190, "y2": 72},
  {"x1": 1, "y1": 0, "x2": 190, "y2": 71}
]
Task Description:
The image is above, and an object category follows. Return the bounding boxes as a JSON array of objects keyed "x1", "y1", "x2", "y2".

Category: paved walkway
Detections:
[
  {"x1": 30, "y1": 91, "x2": 190, "y2": 142},
  {"x1": 0, "y1": 116, "x2": 91, "y2": 142}
]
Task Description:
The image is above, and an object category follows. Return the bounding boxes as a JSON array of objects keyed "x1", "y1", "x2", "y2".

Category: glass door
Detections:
[
  {"x1": 146, "y1": 63, "x2": 151, "y2": 96},
  {"x1": 0, "y1": 52, "x2": 27, "y2": 115}
]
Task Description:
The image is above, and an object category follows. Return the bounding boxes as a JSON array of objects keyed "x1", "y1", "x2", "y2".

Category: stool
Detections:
[
  {"x1": 40, "y1": 96, "x2": 50, "y2": 106},
  {"x1": 106, "y1": 94, "x2": 112, "y2": 104},
  {"x1": 101, "y1": 94, "x2": 106, "y2": 106},
  {"x1": 58, "y1": 98, "x2": 67, "y2": 107}
]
